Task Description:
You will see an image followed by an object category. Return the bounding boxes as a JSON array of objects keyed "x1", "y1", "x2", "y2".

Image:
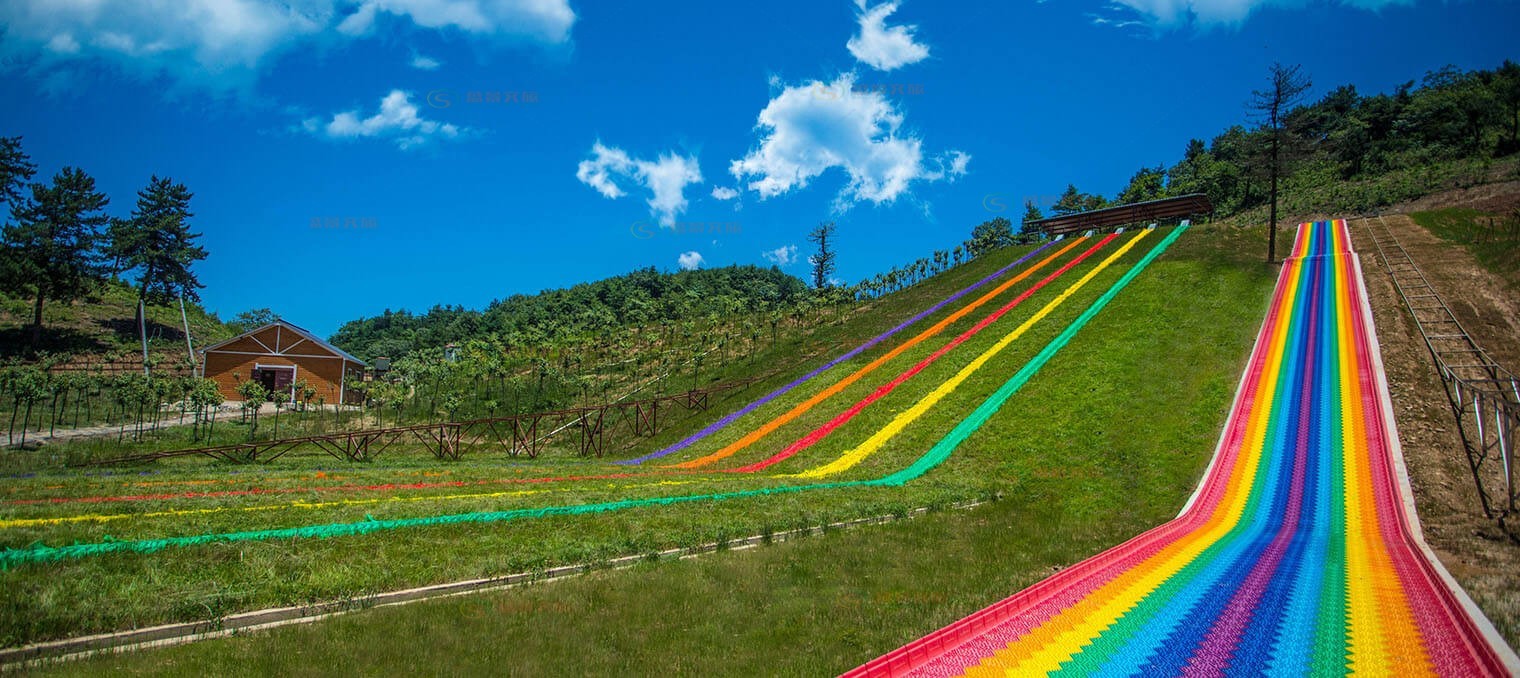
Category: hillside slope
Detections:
[{"x1": 0, "y1": 279, "x2": 230, "y2": 365}]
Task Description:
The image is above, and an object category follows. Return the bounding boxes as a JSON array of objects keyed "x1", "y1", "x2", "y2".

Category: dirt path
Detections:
[{"x1": 1350, "y1": 213, "x2": 1520, "y2": 647}]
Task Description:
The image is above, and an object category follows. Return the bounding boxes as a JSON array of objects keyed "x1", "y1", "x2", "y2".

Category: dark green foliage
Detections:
[
  {"x1": 332, "y1": 265, "x2": 811, "y2": 361},
  {"x1": 1117, "y1": 165, "x2": 1168, "y2": 205},
  {"x1": 228, "y1": 308, "x2": 279, "y2": 334},
  {"x1": 0, "y1": 368, "x2": 232, "y2": 446},
  {"x1": 1022, "y1": 199, "x2": 1044, "y2": 226},
  {"x1": 1051, "y1": 184, "x2": 1083, "y2": 216},
  {"x1": 968, "y1": 217, "x2": 1014, "y2": 257},
  {"x1": 1051, "y1": 184, "x2": 1107, "y2": 216},
  {"x1": 2, "y1": 167, "x2": 111, "y2": 344},
  {"x1": 103, "y1": 175, "x2": 207, "y2": 371},
  {"x1": 105, "y1": 176, "x2": 207, "y2": 305},
  {"x1": 0, "y1": 136, "x2": 36, "y2": 210},
  {"x1": 1496, "y1": 60, "x2": 1520, "y2": 155},
  {"x1": 1136, "y1": 59, "x2": 1520, "y2": 221}
]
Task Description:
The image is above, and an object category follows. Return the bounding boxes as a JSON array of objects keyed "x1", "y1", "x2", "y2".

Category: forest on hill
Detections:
[
  {"x1": 330, "y1": 265, "x2": 813, "y2": 361},
  {"x1": 1048, "y1": 60, "x2": 1520, "y2": 220}
]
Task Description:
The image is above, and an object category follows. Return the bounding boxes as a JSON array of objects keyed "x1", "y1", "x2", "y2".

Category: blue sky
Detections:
[{"x1": 3, "y1": 0, "x2": 1517, "y2": 338}]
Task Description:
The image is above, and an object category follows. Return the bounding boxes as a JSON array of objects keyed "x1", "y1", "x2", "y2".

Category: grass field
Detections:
[{"x1": 2, "y1": 224, "x2": 1280, "y2": 672}]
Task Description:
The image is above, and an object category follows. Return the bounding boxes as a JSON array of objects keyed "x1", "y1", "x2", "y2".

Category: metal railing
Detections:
[{"x1": 1360, "y1": 215, "x2": 1520, "y2": 534}]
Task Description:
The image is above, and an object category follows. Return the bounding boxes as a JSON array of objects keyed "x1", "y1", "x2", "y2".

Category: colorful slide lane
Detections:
[
  {"x1": 619, "y1": 239, "x2": 1060, "y2": 464},
  {"x1": 846, "y1": 220, "x2": 1519, "y2": 677},
  {"x1": 732, "y1": 231, "x2": 1128, "y2": 474}
]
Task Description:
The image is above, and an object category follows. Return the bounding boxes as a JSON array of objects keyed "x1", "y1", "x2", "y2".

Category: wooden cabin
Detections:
[{"x1": 200, "y1": 320, "x2": 366, "y2": 405}]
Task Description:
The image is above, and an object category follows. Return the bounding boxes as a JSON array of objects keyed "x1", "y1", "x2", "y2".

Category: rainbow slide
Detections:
[{"x1": 846, "y1": 220, "x2": 1520, "y2": 677}]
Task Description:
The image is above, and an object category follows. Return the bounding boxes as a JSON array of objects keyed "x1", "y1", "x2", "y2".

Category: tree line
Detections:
[
  {"x1": 0, "y1": 137, "x2": 208, "y2": 363},
  {"x1": 331, "y1": 264, "x2": 814, "y2": 362},
  {"x1": 1021, "y1": 59, "x2": 1520, "y2": 226}
]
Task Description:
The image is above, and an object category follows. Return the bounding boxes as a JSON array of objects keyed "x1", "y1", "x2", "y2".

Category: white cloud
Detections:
[
  {"x1": 45, "y1": 34, "x2": 82, "y2": 55},
  {"x1": 730, "y1": 73, "x2": 967, "y2": 208},
  {"x1": 0, "y1": 0, "x2": 574, "y2": 92},
  {"x1": 762, "y1": 244, "x2": 799, "y2": 267},
  {"x1": 847, "y1": 1, "x2": 930, "y2": 71},
  {"x1": 0, "y1": 0, "x2": 330, "y2": 88},
  {"x1": 410, "y1": 53, "x2": 441, "y2": 70},
  {"x1": 337, "y1": 2, "x2": 380, "y2": 35},
  {"x1": 1106, "y1": 0, "x2": 1410, "y2": 28},
  {"x1": 710, "y1": 186, "x2": 739, "y2": 201},
  {"x1": 303, "y1": 89, "x2": 463, "y2": 149},
  {"x1": 576, "y1": 142, "x2": 704, "y2": 227},
  {"x1": 678, "y1": 251, "x2": 705, "y2": 271},
  {"x1": 343, "y1": 0, "x2": 576, "y2": 43}
]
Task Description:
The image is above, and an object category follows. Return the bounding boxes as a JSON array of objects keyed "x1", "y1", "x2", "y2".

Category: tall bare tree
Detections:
[
  {"x1": 1251, "y1": 63, "x2": 1312, "y2": 263},
  {"x1": 807, "y1": 221, "x2": 837, "y2": 289}
]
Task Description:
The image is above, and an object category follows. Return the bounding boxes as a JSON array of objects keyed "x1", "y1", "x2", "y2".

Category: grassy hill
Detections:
[{"x1": 0, "y1": 279, "x2": 231, "y2": 366}]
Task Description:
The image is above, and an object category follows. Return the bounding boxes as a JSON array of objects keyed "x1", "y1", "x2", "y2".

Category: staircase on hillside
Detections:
[{"x1": 1360, "y1": 215, "x2": 1520, "y2": 533}]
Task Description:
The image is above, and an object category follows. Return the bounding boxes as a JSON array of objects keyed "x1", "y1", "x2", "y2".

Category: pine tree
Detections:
[
  {"x1": 107, "y1": 176, "x2": 207, "y2": 370},
  {"x1": 0, "y1": 136, "x2": 36, "y2": 210},
  {"x1": 2, "y1": 167, "x2": 111, "y2": 345},
  {"x1": 1051, "y1": 184, "x2": 1084, "y2": 216},
  {"x1": 1022, "y1": 199, "x2": 1044, "y2": 225}
]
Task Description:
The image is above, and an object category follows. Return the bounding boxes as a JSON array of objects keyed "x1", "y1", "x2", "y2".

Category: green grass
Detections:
[
  {"x1": 42, "y1": 498, "x2": 1138, "y2": 677},
  {"x1": 3, "y1": 225, "x2": 1279, "y2": 672},
  {"x1": 1410, "y1": 207, "x2": 1520, "y2": 284}
]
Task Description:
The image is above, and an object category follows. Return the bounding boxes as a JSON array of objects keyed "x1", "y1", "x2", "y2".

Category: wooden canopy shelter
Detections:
[{"x1": 1025, "y1": 193, "x2": 1214, "y2": 238}]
